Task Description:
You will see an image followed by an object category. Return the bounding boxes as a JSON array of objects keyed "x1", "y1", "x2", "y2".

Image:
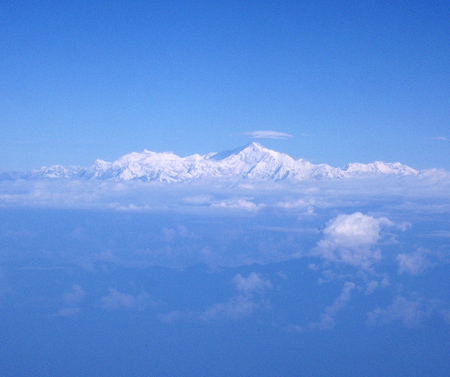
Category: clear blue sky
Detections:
[{"x1": 1, "y1": 0, "x2": 449, "y2": 171}]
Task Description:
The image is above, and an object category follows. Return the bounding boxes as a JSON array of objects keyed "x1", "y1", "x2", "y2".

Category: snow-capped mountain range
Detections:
[{"x1": 9, "y1": 142, "x2": 420, "y2": 182}]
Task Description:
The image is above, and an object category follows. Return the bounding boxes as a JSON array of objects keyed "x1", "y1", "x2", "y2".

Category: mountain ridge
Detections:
[{"x1": 4, "y1": 142, "x2": 421, "y2": 182}]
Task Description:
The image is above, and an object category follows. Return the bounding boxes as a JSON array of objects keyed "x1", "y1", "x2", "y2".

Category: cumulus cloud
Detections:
[
  {"x1": 397, "y1": 248, "x2": 434, "y2": 275},
  {"x1": 322, "y1": 212, "x2": 392, "y2": 247},
  {"x1": 313, "y1": 212, "x2": 393, "y2": 269},
  {"x1": 366, "y1": 296, "x2": 432, "y2": 328},
  {"x1": 241, "y1": 131, "x2": 293, "y2": 139}
]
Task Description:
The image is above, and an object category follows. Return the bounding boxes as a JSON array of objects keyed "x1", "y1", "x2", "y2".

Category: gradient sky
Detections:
[{"x1": 1, "y1": 0, "x2": 449, "y2": 171}]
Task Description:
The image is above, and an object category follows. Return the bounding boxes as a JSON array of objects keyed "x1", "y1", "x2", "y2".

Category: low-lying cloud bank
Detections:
[{"x1": 0, "y1": 173, "x2": 449, "y2": 214}]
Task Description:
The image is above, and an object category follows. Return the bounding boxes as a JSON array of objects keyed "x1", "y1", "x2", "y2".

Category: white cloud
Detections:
[
  {"x1": 429, "y1": 230, "x2": 450, "y2": 238},
  {"x1": 397, "y1": 248, "x2": 433, "y2": 275},
  {"x1": 276, "y1": 198, "x2": 315, "y2": 215},
  {"x1": 201, "y1": 273, "x2": 272, "y2": 321},
  {"x1": 1, "y1": 171, "x2": 449, "y2": 219},
  {"x1": 442, "y1": 310, "x2": 450, "y2": 324},
  {"x1": 323, "y1": 212, "x2": 392, "y2": 248},
  {"x1": 307, "y1": 281, "x2": 356, "y2": 330},
  {"x1": 100, "y1": 288, "x2": 136, "y2": 310},
  {"x1": 62, "y1": 284, "x2": 85, "y2": 306},
  {"x1": 380, "y1": 275, "x2": 390, "y2": 287},
  {"x1": 162, "y1": 227, "x2": 177, "y2": 242},
  {"x1": 314, "y1": 212, "x2": 393, "y2": 269},
  {"x1": 54, "y1": 307, "x2": 81, "y2": 318},
  {"x1": 211, "y1": 199, "x2": 264, "y2": 211},
  {"x1": 158, "y1": 273, "x2": 272, "y2": 323},
  {"x1": 54, "y1": 284, "x2": 86, "y2": 318},
  {"x1": 0, "y1": 267, "x2": 13, "y2": 299},
  {"x1": 158, "y1": 310, "x2": 185, "y2": 323},
  {"x1": 241, "y1": 131, "x2": 293, "y2": 139},
  {"x1": 308, "y1": 263, "x2": 320, "y2": 271},
  {"x1": 289, "y1": 281, "x2": 356, "y2": 332},
  {"x1": 431, "y1": 136, "x2": 448, "y2": 141},
  {"x1": 100, "y1": 288, "x2": 149, "y2": 311},
  {"x1": 183, "y1": 195, "x2": 213, "y2": 205},
  {"x1": 364, "y1": 280, "x2": 379, "y2": 295},
  {"x1": 162, "y1": 225, "x2": 193, "y2": 242},
  {"x1": 199, "y1": 295, "x2": 258, "y2": 321},
  {"x1": 277, "y1": 199, "x2": 308, "y2": 209},
  {"x1": 366, "y1": 296, "x2": 431, "y2": 328},
  {"x1": 233, "y1": 272, "x2": 273, "y2": 295}
]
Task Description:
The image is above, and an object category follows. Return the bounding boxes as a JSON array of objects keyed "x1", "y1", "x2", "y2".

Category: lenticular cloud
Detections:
[{"x1": 242, "y1": 131, "x2": 293, "y2": 139}]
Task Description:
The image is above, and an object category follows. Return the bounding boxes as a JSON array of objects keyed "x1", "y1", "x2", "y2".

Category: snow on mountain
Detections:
[
  {"x1": 88, "y1": 151, "x2": 191, "y2": 182},
  {"x1": 30, "y1": 164, "x2": 86, "y2": 179},
  {"x1": 343, "y1": 161, "x2": 419, "y2": 176},
  {"x1": 207, "y1": 142, "x2": 303, "y2": 179},
  {"x1": 23, "y1": 142, "x2": 420, "y2": 182}
]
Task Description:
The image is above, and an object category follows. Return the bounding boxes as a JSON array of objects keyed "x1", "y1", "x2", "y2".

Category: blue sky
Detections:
[{"x1": 1, "y1": 0, "x2": 449, "y2": 171}]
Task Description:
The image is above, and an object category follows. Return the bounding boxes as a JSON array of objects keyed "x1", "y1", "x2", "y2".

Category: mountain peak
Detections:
[
  {"x1": 210, "y1": 142, "x2": 265, "y2": 161},
  {"x1": 244, "y1": 141, "x2": 264, "y2": 150},
  {"x1": 16, "y1": 144, "x2": 423, "y2": 182},
  {"x1": 240, "y1": 141, "x2": 274, "y2": 155}
]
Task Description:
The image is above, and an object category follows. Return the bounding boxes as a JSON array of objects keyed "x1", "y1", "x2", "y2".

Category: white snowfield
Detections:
[{"x1": 27, "y1": 142, "x2": 420, "y2": 182}]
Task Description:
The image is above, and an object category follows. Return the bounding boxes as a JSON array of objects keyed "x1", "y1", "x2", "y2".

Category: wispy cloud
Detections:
[
  {"x1": 431, "y1": 136, "x2": 448, "y2": 141},
  {"x1": 241, "y1": 131, "x2": 293, "y2": 139},
  {"x1": 100, "y1": 288, "x2": 150, "y2": 311},
  {"x1": 199, "y1": 272, "x2": 272, "y2": 322},
  {"x1": 53, "y1": 284, "x2": 86, "y2": 318},
  {"x1": 286, "y1": 281, "x2": 356, "y2": 332},
  {"x1": 63, "y1": 284, "x2": 86, "y2": 306},
  {"x1": 54, "y1": 307, "x2": 81, "y2": 318},
  {"x1": 232, "y1": 272, "x2": 273, "y2": 295},
  {"x1": 366, "y1": 296, "x2": 432, "y2": 328},
  {"x1": 307, "y1": 281, "x2": 356, "y2": 330},
  {"x1": 158, "y1": 273, "x2": 272, "y2": 323},
  {"x1": 211, "y1": 198, "x2": 264, "y2": 211},
  {"x1": 397, "y1": 248, "x2": 434, "y2": 275}
]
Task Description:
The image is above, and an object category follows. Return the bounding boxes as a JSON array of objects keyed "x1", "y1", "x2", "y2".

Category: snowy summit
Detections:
[{"x1": 17, "y1": 142, "x2": 419, "y2": 182}]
